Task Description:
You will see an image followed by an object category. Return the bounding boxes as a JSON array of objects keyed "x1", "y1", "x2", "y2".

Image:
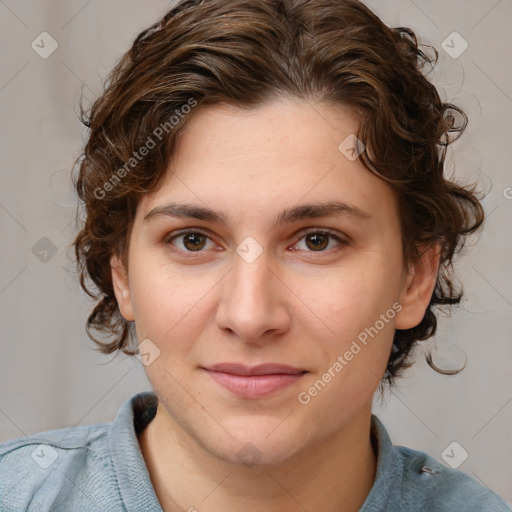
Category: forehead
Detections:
[
  {"x1": 173, "y1": 97, "x2": 361, "y2": 165},
  {"x1": 137, "y1": 98, "x2": 398, "y2": 228}
]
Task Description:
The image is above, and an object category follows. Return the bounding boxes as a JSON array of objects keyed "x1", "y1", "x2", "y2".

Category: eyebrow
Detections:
[{"x1": 144, "y1": 200, "x2": 371, "y2": 227}]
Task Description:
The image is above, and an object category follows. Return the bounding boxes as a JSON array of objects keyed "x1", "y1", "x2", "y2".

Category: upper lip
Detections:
[{"x1": 203, "y1": 363, "x2": 307, "y2": 376}]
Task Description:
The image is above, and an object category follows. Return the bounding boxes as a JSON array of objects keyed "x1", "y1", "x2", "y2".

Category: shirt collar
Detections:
[
  {"x1": 360, "y1": 414, "x2": 404, "y2": 511},
  {"x1": 109, "y1": 391, "x2": 161, "y2": 512}
]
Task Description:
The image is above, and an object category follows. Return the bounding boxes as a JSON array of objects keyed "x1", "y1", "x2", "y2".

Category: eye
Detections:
[
  {"x1": 165, "y1": 229, "x2": 217, "y2": 253},
  {"x1": 290, "y1": 228, "x2": 348, "y2": 253}
]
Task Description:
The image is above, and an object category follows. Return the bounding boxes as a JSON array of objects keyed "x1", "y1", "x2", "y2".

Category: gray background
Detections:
[{"x1": 0, "y1": 0, "x2": 511, "y2": 504}]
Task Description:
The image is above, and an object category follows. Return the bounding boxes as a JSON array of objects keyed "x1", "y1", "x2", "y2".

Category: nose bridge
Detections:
[
  {"x1": 230, "y1": 247, "x2": 274, "y2": 312},
  {"x1": 217, "y1": 244, "x2": 285, "y2": 340}
]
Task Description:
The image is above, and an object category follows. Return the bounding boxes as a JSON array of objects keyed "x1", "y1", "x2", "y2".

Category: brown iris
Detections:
[
  {"x1": 305, "y1": 233, "x2": 329, "y2": 251},
  {"x1": 182, "y1": 233, "x2": 207, "y2": 251}
]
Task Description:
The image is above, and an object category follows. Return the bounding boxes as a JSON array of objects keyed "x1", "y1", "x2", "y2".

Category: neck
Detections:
[{"x1": 138, "y1": 403, "x2": 377, "y2": 512}]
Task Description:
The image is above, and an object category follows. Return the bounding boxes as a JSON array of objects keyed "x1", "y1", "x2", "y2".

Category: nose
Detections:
[{"x1": 215, "y1": 247, "x2": 290, "y2": 345}]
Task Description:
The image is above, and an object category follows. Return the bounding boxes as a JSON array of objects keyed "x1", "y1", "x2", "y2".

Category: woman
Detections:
[{"x1": 0, "y1": 0, "x2": 509, "y2": 510}]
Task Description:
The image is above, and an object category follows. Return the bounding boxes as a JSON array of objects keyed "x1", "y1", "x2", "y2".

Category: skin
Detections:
[{"x1": 111, "y1": 97, "x2": 439, "y2": 512}]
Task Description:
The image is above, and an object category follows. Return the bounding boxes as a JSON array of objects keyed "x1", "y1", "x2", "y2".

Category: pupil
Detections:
[
  {"x1": 307, "y1": 233, "x2": 328, "y2": 251},
  {"x1": 184, "y1": 233, "x2": 205, "y2": 251}
]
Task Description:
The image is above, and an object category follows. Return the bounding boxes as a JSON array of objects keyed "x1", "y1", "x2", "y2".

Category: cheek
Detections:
[
  {"x1": 128, "y1": 254, "x2": 224, "y2": 363},
  {"x1": 127, "y1": 253, "x2": 191, "y2": 341},
  {"x1": 313, "y1": 265, "x2": 401, "y2": 344},
  {"x1": 302, "y1": 284, "x2": 398, "y2": 413}
]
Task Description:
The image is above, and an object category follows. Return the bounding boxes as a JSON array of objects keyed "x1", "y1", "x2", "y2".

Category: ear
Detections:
[
  {"x1": 110, "y1": 254, "x2": 135, "y2": 322},
  {"x1": 395, "y1": 243, "x2": 441, "y2": 330}
]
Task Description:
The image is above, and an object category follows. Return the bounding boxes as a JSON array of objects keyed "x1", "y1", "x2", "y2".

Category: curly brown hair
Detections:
[{"x1": 72, "y1": 0, "x2": 484, "y2": 385}]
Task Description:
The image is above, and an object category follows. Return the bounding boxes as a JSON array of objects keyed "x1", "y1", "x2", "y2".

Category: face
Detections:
[{"x1": 112, "y1": 97, "x2": 437, "y2": 466}]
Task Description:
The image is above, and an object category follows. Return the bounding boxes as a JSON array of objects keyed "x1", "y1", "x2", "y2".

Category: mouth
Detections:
[{"x1": 200, "y1": 363, "x2": 308, "y2": 399}]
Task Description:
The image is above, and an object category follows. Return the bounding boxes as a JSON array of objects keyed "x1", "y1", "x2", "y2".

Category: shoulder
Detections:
[
  {"x1": 0, "y1": 420, "x2": 111, "y2": 467},
  {"x1": 0, "y1": 422, "x2": 123, "y2": 511},
  {"x1": 395, "y1": 444, "x2": 511, "y2": 512},
  {"x1": 367, "y1": 415, "x2": 510, "y2": 512}
]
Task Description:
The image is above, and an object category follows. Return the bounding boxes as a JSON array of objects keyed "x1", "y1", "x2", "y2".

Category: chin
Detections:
[{"x1": 201, "y1": 416, "x2": 309, "y2": 468}]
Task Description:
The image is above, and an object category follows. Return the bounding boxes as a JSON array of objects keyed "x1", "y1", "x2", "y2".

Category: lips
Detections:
[
  {"x1": 201, "y1": 363, "x2": 308, "y2": 399},
  {"x1": 205, "y1": 363, "x2": 306, "y2": 376}
]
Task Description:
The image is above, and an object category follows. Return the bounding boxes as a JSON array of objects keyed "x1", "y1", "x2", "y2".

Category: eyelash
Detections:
[{"x1": 164, "y1": 228, "x2": 349, "y2": 257}]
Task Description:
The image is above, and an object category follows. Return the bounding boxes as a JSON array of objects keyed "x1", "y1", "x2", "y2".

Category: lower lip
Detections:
[{"x1": 204, "y1": 370, "x2": 306, "y2": 399}]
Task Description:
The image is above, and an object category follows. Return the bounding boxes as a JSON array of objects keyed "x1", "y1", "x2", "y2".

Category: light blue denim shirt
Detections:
[{"x1": 0, "y1": 391, "x2": 509, "y2": 511}]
